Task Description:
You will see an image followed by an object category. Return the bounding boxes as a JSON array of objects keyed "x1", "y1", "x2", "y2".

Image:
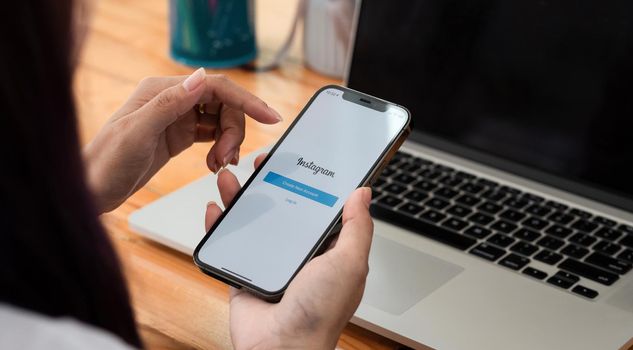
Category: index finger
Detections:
[{"x1": 201, "y1": 74, "x2": 282, "y2": 124}]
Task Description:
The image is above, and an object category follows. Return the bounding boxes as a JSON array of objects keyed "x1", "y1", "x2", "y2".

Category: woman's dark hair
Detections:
[{"x1": 0, "y1": 1, "x2": 142, "y2": 347}]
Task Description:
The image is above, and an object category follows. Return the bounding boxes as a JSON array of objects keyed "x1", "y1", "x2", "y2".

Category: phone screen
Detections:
[{"x1": 196, "y1": 87, "x2": 409, "y2": 294}]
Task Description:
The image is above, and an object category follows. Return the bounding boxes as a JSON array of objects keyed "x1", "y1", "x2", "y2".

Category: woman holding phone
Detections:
[{"x1": 0, "y1": 1, "x2": 373, "y2": 349}]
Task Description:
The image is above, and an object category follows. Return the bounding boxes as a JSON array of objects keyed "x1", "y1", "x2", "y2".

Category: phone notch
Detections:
[{"x1": 342, "y1": 90, "x2": 388, "y2": 112}]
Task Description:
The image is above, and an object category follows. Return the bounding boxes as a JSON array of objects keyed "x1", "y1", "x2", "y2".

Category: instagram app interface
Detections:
[{"x1": 198, "y1": 88, "x2": 408, "y2": 292}]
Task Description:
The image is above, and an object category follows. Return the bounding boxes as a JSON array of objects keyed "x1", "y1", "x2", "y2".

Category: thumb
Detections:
[
  {"x1": 331, "y1": 187, "x2": 374, "y2": 262},
  {"x1": 133, "y1": 68, "x2": 206, "y2": 134}
]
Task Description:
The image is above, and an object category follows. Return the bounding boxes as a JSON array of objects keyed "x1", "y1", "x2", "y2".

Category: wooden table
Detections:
[{"x1": 75, "y1": 0, "x2": 400, "y2": 348}]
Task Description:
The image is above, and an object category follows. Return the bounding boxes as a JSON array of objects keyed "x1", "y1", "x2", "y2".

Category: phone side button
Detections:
[{"x1": 370, "y1": 204, "x2": 477, "y2": 251}]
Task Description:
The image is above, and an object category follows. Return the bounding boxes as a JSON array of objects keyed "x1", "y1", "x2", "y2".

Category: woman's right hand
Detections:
[{"x1": 204, "y1": 154, "x2": 374, "y2": 349}]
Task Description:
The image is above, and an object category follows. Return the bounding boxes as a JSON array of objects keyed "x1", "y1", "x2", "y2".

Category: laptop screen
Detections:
[{"x1": 347, "y1": 0, "x2": 633, "y2": 210}]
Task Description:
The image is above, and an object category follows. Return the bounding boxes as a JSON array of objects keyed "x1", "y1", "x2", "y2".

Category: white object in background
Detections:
[
  {"x1": 129, "y1": 145, "x2": 272, "y2": 255},
  {"x1": 303, "y1": 0, "x2": 357, "y2": 78}
]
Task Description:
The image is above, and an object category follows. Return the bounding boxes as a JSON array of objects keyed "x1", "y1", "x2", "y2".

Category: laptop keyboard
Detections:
[{"x1": 370, "y1": 151, "x2": 633, "y2": 300}]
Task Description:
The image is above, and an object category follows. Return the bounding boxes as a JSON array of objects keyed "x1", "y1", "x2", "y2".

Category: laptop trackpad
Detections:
[{"x1": 362, "y1": 235, "x2": 464, "y2": 315}]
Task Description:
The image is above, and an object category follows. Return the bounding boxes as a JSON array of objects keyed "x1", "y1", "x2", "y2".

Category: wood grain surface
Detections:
[{"x1": 75, "y1": 0, "x2": 399, "y2": 349}]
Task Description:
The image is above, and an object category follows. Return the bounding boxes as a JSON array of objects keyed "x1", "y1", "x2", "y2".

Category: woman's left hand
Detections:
[{"x1": 83, "y1": 68, "x2": 282, "y2": 213}]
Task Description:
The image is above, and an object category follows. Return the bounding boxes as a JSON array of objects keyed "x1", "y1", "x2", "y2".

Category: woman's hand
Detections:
[
  {"x1": 204, "y1": 154, "x2": 374, "y2": 349},
  {"x1": 84, "y1": 68, "x2": 282, "y2": 213}
]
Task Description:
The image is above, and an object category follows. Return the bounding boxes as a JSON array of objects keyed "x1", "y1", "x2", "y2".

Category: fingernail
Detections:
[
  {"x1": 230, "y1": 151, "x2": 239, "y2": 166},
  {"x1": 269, "y1": 106, "x2": 283, "y2": 122},
  {"x1": 183, "y1": 67, "x2": 205, "y2": 92},
  {"x1": 207, "y1": 201, "x2": 216, "y2": 208},
  {"x1": 209, "y1": 159, "x2": 218, "y2": 174},
  {"x1": 361, "y1": 187, "x2": 372, "y2": 206}
]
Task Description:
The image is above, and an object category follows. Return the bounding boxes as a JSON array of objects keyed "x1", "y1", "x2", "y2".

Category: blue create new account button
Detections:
[{"x1": 263, "y1": 171, "x2": 338, "y2": 207}]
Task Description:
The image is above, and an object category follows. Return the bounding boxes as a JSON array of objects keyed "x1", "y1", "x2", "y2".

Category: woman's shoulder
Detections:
[{"x1": 0, "y1": 303, "x2": 135, "y2": 349}]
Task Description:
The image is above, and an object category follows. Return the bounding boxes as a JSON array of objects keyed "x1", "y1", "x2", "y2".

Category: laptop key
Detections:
[
  {"x1": 469, "y1": 243, "x2": 506, "y2": 261},
  {"x1": 560, "y1": 244, "x2": 589, "y2": 259},
  {"x1": 419, "y1": 209, "x2": 446, "y2": 223},
  {"x1": 403, "y1": 190, "x2": 428, "y2": 203},
  {"x1": 499, "y1": 185, "x2": 522, "y2": 196},
  {"x1": 437, "y1": 176, "x2": 463, "y2": 187},
  {"x1": 522, "y1": 193, "x2": 545, "y2": 203},
  {"x1": 559, "y1": 258, "x2": 619, "y2": 286},
  {"x1": 510, "y1": 241, "x2": 539, "y2": 256},
  {"x1": 503, "y1": 196, "x2": 530, "y2": 209},
  {"x1": 469, "y1": 212, "x2": 495, "y2": 225},
  {"x1": 593, "y1": 216, "x2": 616, "y2": 227},
  {"x1": 523, "y1": 266, "x2": 548, "y2": 280},
  {"x1": 499, "y1": 254, "x2": 530, "y2": 270},
  {"x1": 569, "y1": 232, "x2": 597, "y2": 247},
  {"x1": 369, "y1": 205, "x2": 476, "y2": 251},
  {"x1": 523, "y1": 217, "x2": 549, "y2": 230},
  {"x1": 435, "y1": 187, "x2": 460, "y2": 199},
  {"x1": 571, "y1": 219, "x2": 599, "y2": 233},
  {"x1": 460, "y1": 183, "x2": 485, "y2": 195},
  {"x1": 500, "y1": 209, "x2": 526, "y2": 222},
  {"x1": 546, "y1": 275, "x2": 575, "y2": 289},
  {"x1": 481, "y1": 190, "x2": 507, "y2": 202},
  {"x1": 381, "y1": 167, "x2": 397, "y2": 177},
  {"x1": 372, "y1": 177, "x2": 386, "y2": 188},
  {"x1": 442, "y1": 218, "x2": 469, "y2": 231},
  {"x1": 446, "y1": 205, "x2": 472, "y2": 218},
  {"x1": 554, "y1": 271, "x2": 580, "y2": 284},
  {"x1": 456, "y1": 194, "x2": 481, "y2": 207},
  {"x1": 619, "y1": 225, "x2": 633, "y2": 235},
  {"x1": 545, "y1": 225, "x2": 573, "y2": 239},
  {"x1": 464, "y1": 225, "x2": 492, "y2": 239},
  {"x1": 427, "y1": 197, "x2": 450, "y2": 210},
  {"x1": 455, "y1": 171, "x2": 476, "y2": 180},
  {"x1": 569, "y1": 208, "x2": 593, "y2": 219},
  {"x1": 514, "y1": 228, "x2": 541, "y2": 242},
  {"x1": 414, "y1": 180, "x2": 437, "y2": 192},
  {"x1": 618, "y1": 234, "x2": 633, "y2": 248},
  {"x1": 525, "y1": 204, "x2": 551, "y2": 217},
  {"x1": 411, "y1": 156, "x2": 433, "y2": 166},
  {"x1": 490, "y1": 220, "x2": 518, "y2": 234},
  {"x1": 593, "y1": 240, "x2": 621, "y2": 255},
  {"x1": 571, "y1": 285, "x2": 599, "y2": 299},
  {"x1": 537, "y1": 236, "x2": 565, "y2": 250},
  {"x1": 535, "y1": 250, "x2": 564, "y2": 265},
  {"x1": 383, "y1": 183, "x2": 407, "y2": 195},
  {"x1": 419, "y1": 169, "x2": 442, "y2": 180},
  {"x1": 487, "y1": 233, "x2": 515, "y2": 248},
  {"x1": 392, "y1": 173, "x2": 417, "y2": 184},
  {"x1": 585, "y1": 252, "x2": 632, "y2": 275},
  {"x1": 476, "y1": 178, "x2": 498, "y2": 188},
  {"x1": 594, "y1": 227, "x2": 622, "y2": 241},
  {"x1": 401, "y1": 163, "x2": 421, "y2": 173},
  {"x1": 432, "y1": 164, "x2": 455, "y2": 173},
  {"x1": 548, "y1": 212, "x2": 575, "y2": 225},
  {"x1": 479, "y1": 201, "x2": 503, "y2": 214},
  {"x1": 400, "y1": 203, "x2": 424, "y2": 216},
  {"x1": 377, "y1": 195, "x2": 403, "y2": 208},
  {"x1": 545, "y1": 200, "x2": 568, "y2": 211},
  {"x1": 618, "y1": 249, "x2": 633, "y2": 263}
]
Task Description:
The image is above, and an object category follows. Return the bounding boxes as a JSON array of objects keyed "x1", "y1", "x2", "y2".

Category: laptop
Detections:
[{"x1": 130, "y1": 1, "x2": 633, "y2": 348}]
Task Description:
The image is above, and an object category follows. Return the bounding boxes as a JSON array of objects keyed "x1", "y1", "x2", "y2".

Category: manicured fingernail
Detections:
[
  {"x1": 207, "y1": 201, "x2": 216, "y2": 208},
  {"x1": 269, "y1": 106, "x2": 283, "y2": 122},
  {"x1": 361, "y1": 187, "x2": 372, "y2": 206},
  {"x1": 183, "y1": 67, "x2": 205, "y2": 92}
]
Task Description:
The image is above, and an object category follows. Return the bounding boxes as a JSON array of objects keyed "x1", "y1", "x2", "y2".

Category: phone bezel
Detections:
[{"x1": 193, "y1": 84, "x2": 412, "y2": 300}]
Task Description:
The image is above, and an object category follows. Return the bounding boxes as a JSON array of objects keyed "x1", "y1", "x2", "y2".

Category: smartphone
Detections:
[{"x1": 193, "y1": 85, "x2": 411, "y2": 300}]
